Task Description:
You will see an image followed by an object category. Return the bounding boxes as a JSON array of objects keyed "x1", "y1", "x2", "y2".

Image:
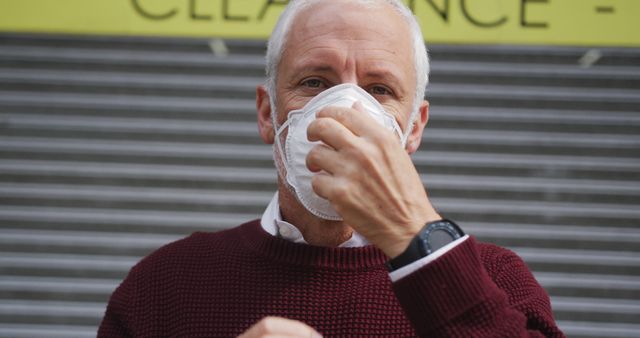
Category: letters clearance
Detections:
[{"x1": 0, "y1": 0, "x2": 638, "y2": 46}]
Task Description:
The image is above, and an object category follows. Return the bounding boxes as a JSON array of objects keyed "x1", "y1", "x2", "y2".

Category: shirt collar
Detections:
[{"x1": 260, "y1": 192, "x2": 369, "y2": 248}]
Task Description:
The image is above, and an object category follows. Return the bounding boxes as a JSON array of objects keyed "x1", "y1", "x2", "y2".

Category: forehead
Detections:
[{"x1": 281, "y1": 1, "x2": 415, "y2": 78}]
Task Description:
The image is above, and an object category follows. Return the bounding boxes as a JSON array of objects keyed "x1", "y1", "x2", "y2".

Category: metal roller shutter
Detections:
[{"x1": 0, "y1": 34, "x2": 638, "y2": 337}]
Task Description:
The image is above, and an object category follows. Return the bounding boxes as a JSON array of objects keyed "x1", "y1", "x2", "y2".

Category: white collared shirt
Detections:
[
  {"x1": 260, "y1": 192, "x2": 468, "y2": 282},
  {"x1": 260, "y1": 192, "x2": 370, "y2": 247}
]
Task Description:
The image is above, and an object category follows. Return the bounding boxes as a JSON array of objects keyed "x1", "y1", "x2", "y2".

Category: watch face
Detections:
[
  {"x1": 421, "y1": 220, "x2": 463, "y2": 255},
  {"x1": 428, "y1": 229, "x2": 457, "y2": 253}
]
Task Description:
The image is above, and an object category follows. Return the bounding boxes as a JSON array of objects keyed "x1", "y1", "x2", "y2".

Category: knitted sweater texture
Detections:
[{"x1": 98, "y1": 220, "x2": 564, "y2": 337}]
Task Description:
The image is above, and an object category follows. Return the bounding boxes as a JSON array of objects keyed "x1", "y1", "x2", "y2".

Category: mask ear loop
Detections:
[
  {"x1": 272, "y1": 111, "x2": 293, "y2": 176},
  {"x1": 386, "y1": 114, "x2": 409, "y2": 148},
  {"x1": 400, "y1": 122, "x2": 411, "y2": 148},
  {"x1": 273, "y1": 116, "x2": 287, "y2": 156},
  {"x1": 400, "y1": 110, "x2": 420, "y2": 148}
]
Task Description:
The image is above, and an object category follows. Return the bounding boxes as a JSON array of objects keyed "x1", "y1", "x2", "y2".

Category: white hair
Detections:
[{"x1": 265, "y1": 0, "x2": 430, "y2": 135}]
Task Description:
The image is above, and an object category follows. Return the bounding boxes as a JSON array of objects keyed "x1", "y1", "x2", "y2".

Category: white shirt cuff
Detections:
[{"x1": 389, "y1": 235, "x2": 470, "y2": 283}]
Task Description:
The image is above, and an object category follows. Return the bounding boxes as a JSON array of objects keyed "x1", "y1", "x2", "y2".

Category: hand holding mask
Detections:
[
  {"x1": 274, "y1": 83, "x2": 438, "y2": 257},
  {"x1": 274, "y1": 83, "x2": 406, "y2": 220}
]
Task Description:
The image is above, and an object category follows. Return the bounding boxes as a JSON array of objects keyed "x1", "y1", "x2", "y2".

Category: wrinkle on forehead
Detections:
[
  {"x1": 281, "y1": 1, "x2": 415, "y2": 82},
  {"x1": 291, "y1": 2, "x2": 408, "y2": 45}
]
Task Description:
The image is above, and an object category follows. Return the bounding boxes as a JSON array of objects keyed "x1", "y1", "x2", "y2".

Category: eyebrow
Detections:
[
  {"x1": 361, "y1": 68, "x2": 404, "y2": 87},
  {"x1": 292, "y1": 60, "x2": 405, "y2": 88},
  {"x1": 291, "y1": 61, "x2": 336, "y2": 77}
]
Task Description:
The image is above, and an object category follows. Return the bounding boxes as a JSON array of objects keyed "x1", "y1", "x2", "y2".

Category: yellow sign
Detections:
[{"x1": 0, "y1": 0, "x2": 638, "y2": 46}]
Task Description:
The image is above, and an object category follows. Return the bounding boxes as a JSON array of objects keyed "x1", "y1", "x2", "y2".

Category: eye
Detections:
[
  {"x1": 369, "y1": 85, "x2": 393, "y2": 96},
  {"x1": 301, "y1": 78, "x2": 326, "y2": 89}
]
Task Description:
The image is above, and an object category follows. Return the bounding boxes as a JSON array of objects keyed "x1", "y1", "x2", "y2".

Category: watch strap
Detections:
[{"x1": 386, "y1": 219, "x2": 464, "y2": 272}]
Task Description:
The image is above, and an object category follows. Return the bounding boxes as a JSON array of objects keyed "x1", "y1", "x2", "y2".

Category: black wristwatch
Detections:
[{"x1": 386, "y1": 219, "x2": 465, "y2": 271}]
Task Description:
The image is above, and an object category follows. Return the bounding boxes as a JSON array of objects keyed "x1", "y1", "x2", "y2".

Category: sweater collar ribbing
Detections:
[{"x1": 239, "y1": 220, "x2": 390, "y2": 270}]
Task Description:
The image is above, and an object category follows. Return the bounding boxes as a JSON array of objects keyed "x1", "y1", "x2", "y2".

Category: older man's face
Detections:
[{"x1": 274, "y1": 1, "x2": 417, "y2": 131}]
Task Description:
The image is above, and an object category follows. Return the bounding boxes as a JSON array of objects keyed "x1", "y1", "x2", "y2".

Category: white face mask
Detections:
[{"x1": 273, "y1": 83, "x2": 408, "y2": 220}]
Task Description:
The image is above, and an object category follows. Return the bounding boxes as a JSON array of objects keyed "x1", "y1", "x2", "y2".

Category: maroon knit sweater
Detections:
[{"x1": 99, "y1": 220, "x2": 564, "y2": 337}]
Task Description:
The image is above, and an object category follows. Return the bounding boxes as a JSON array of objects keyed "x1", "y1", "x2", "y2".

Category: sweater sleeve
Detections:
[{"x1": 392, "y1": 236, "x2": 564, "y2": 337}]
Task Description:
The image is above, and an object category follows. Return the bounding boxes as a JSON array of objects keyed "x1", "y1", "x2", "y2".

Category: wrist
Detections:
[
  {"x1": 379, "y1": 212, "x2": 442, "y2": 258},
  {"x1": 381, "y1": 236, "x2": 415, "y2": 259}
]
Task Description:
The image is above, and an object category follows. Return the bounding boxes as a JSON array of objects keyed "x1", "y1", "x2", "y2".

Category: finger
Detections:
[
  {"x1": 311, "y1": 174, "x2": 353, "y2": 214},
  {"x1": 315, "y1": 102, "x2": 382, "y2": 138},
  {"x1": 352, "y1": 100, "x2": 366, "y2": 114},
  {"x1": 307, "y1": 115, "x2": 357, "y2": 150},
  {"x1": 310, "y1": 172, "x2": 335, "y2": 201},
  {"x1": 240, "y1": 317, "x2": 322, "y2": 338},
  {"x1": 306, "y1": 144, "x2": 339, "y2": 174}
]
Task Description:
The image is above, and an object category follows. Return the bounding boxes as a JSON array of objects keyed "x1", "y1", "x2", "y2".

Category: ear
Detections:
[
  {"x1": 256, "y1": 85, "x2": 275, "y2": 144},
  {"x1": 406, "y1": 100, "x2": 429, "y2": 154}
]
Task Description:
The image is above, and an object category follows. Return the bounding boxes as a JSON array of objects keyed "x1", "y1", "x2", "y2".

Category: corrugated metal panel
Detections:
[{"x1": 0, "y1": 33, "x2": 639, "y2": 337}]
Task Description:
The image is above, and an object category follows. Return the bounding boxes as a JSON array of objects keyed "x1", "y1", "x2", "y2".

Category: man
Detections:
[{"x1": 99, "y1": 0, "x2": 564, "y2": 337}]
